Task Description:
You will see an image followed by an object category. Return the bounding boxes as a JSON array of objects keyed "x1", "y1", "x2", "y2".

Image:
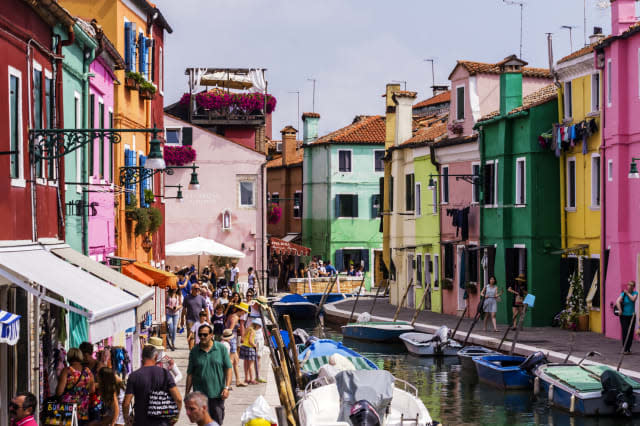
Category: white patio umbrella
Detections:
[{"x1": 165, "y1": 236, "x2": 245, "y2": 273}]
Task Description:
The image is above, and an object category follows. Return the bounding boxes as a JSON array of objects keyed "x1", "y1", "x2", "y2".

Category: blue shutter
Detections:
[
  {"x1": 335, "y1": 250, "x2": 344, "y2": 272},
  {"x1": 143, "y1": 37, "x2": 150, "y2": 79},
  {"x1": 124, "y1": 149, "x2": 135, "y2": 205},
  {"x1": 138, "y1": 33, "x2": 145, "y2": 75},
  {"x1": 334, "y1": 195, "x2": 340, "y2": 218},
  {"x1": 139, "y1": 154, "x2": 148, "y2": 207},
  {"x1": 124, "y1": 23, "x2": 132, "y2": 71},
  {"x1": 130, "y1": 24, "x2": 137, "y2": 73},
  {"x1": 352, "y1": 195, "x2": 359, "y2": 218}
]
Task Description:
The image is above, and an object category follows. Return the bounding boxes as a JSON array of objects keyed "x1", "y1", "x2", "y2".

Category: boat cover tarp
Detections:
[
  {"x1": 302, "y1": 356, "x2": 377, "y2": 373},
  {"x1": 542, "y1": 365, "x2": 640, "y2": 393},
  {"x1": 278, "y1": 294, "x2": 310, "y2": 304},
  {"x1": 335, "y1": 370, "x2": 394, "y2": 423}
]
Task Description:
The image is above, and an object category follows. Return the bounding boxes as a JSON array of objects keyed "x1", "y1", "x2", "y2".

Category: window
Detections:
[
  {"x1": 45, "y1": 74, "x2": 54, "y2": 180},
  {"x1": 456, "y1": 85, "x2": 465, "y2": 120},
  {"x1": 443, "y1": 244, "x2": 454, "y2": 280},
  {"x1": 567, "y1": 157, "x2": 576, "y2": 209},
  {"x1": 99, "y1": 101, "x2": 105, "y2": 179},
  {"x1": 591, "y1": 155, "x2": 601, "y2": 208},
  {"x1": 432, "y1": 182, "x2": 437, "y2": 214},
  {"x1": 165, "y1": 128, "x2": 181, "y2": 144},
  {"x1": 405, "y1": 173, "x2": 415, "y2": 211},
  {"x1": 270, "y1": 192, "x2": 279, "y2": 205},
  {"x1": 441, "y1": 166, "x2": 449, "y2": 204},
  {"x1": 424, "y1": 254, "x2": 432, "y2": 286},
  {"x1": 564, "y1": 81, "x2": 572, "y2": 119},
  {"x1": 158, "y1": 46, "x2": 163, "y2": 92},
  {"x1": 483, "y1": 162, "x2": 496, "y2": 206},
  {"x1": 33, "y1": 65, "x2": 43, "y2": 179},
  {"x1": 433, "y1": 254, "x2": 440, "y2": 289},
  {"x1": 592, "y1": 73, "x2": 600, "y2": 112},
  {"x1": 108, "y1": 110, "x2": 113, "y2": 182},
  {"x1": 472, "y1": 163, "x2": 480, "y2": 203},
  {"x1": 124, "y1": 21, "x2": 136, "y2": 72},
  {"x1": 389, "y1": 176, "x2": 394, "y2": 212},
  {"x1": 371, "y1": 194, "x2": 380, "y2": 218},
  {"x1": 335, "y1": 194, "x2": 358, "y2": 218},
  {"x1": 608, "y1": 159, "x2": 613, "y2": 182},
  {"x1": 293, "y1": 191, "x2": 302, "y2": 218},
  {"x1": 467, "y1": 247, "x2": 478, "y2": 283},
  {"x1": 74, "y1": 93, "x2": 82, "y2": 192},
  {"x1": 415, "y1": 183, "x2": 421, "y2": 216},
  {"x1": 239, "y1": 180, "x2": 255, "y2": 207},
  {"x1": 276, "y1": 142, "x2": 282, "y2": 152},
  {"x1": 374, "y1": 150, "x2": 385, "y2": 172},
  {"x1": 338, "y1": 150, "x2": 352, "y2": 172},
  {"x1": 89, "y1": 94, "x2": 95, "y2": 176},
  {"x1": 607, "y1": 59, "x2": 612, "y2": 106},
  {"x1": 9, "y1": 69, "x2": 22, "y2": 182},
  {"x1": 416, "y1": 254, "x2": 423, "y2": 287},
  {"x1": 515, "y1": 158, "x2": 526, "y2": 205}
]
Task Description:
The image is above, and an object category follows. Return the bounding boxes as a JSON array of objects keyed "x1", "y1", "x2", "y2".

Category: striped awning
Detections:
[
  {"x1": 300, "y1": 356, "x2": 375, "y2": 374},
  {"x1": 0, "y1": 309, "x2": 21, "y2": 345}
]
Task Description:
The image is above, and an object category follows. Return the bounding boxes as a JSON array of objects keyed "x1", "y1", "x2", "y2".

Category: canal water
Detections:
[{"x1": 297, "y1": 321, "x2": 636, "y2": 426}]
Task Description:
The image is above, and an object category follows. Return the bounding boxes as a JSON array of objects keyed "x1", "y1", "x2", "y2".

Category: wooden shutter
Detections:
[
  {"x1": 124, "y1": 23, "x2": 132, "y2": 71},
  {"x1": 334, "y1": 196, "x2": 341, "y2": 218},
  {"x1": 352, "y1": 195, "x2": 358, "y2": 218},
  {"x1": 124, "y1": 149, "x2": 135, "y2": 205},
  {"x1": 182, "y1": 127, "x2": 193, "y2": 146},
  {"x1": 150, "y1": 38, "x2": 156, "y2": 82}
]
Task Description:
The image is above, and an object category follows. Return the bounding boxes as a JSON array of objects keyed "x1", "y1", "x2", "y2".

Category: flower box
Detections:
[
  {"x1": 140, "y1": 89, "x2": 155, "y2": 100},
  {"x1": 163, "y1": 145, "x2": 196, "y2": 166},
  {"x1": 442, "y1": 278, "x2": 454, "y2": 290},
  {"x1": 465, "y1": 282, "x2": 478, "y2": 294},
  {"x1": 125, "y1": 77, "x2": 139, "y2": 90},
  {"x1": 179, "y1": 90, "x2": 277, "y2": 114}
]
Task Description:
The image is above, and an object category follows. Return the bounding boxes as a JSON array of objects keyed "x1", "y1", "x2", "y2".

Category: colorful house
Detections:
[
  {"x1": 434, "y1": 58, "x2": 552, "y2": 318},
  {"x1": 554, "y1": 36, "x2": 604, "y2": 333},
  {"x1": 302, "y1": 115, "x2": 386, "y2": 289},
  {"x1": 476, "y1": 57, "x2": 560, "y2": 327},
  {"x1": 594, "y1": 0, "x2": 640, "y2": 341}
]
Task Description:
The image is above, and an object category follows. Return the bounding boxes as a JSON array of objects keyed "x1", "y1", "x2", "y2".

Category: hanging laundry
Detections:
[
  {"x1": 447, "y1": 207, "x2": 470, "y2": 240},
  {"x1": 555, "y1": 125, "x2": 562, "y2": 157}
]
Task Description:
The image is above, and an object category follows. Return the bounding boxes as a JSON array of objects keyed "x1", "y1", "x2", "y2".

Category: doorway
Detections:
[
  {"x1": 407, "y1": 253, "x2": 415, "y2": 309},
  {"x1": 424, "y1": 254, "x2": 432, "y2": 311},
  {"x1": 457, "y1": 245, "x2": 465, "y2": 310}
]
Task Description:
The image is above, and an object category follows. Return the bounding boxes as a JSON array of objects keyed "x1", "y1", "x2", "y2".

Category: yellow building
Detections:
[
  {"x1": 555, "y1": 43, "x2": 602, "y2": 332},
  {"x1": 59, "y1": 0, "x2": 172, "y2": 264}
]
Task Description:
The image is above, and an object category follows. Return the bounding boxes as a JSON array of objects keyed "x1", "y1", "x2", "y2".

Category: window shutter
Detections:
[
  {"x1": 361, "y1": 249, "x2": 369, "y2": 272},
  {"x1": 129, "y1": 24, "x2": 137, "y2": 73},
  {"x1": 335, "y1": 250, "x2": 344, "y2": 272},
  {"x1": 124, "y1": 23, "x2": 132, "y2": 71},
  {"x1": 124, "y1": 149, "x2": 133, "y2": 204},
  {"x1": 182, "y1": 127, "x2": 193, "y2": 146},
  {"x1": 138, "y1": 33, "x2": 145, "y2": 75},
  {"x1": 144, "y1": 37, "x2": 151, "y2": 79},
  {"x1": 352, "y1": 195, "x2": 358, "y2": 218},
  {"x1": 150, "y1": 38, "x2": 156, "y2": 83},
  {"x1": 139, "y1": 155, "x2": 148, "y2": 207},
  {"x1": 335, "y1": 196, "x2": 341, "y2": 218}
]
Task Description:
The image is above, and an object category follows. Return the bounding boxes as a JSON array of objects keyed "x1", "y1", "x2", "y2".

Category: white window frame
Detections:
[
  {"x1": 607, "y1": 59, "x2": 612, "y2": 107},
  {"x1": 33, "y1": 61, "x2": 46, "y2": 185},
  {"x1": 275, "y1": 142, "x2": 282, "y2": 152},
  {"x1": 337, "y1": 149, "x2": 353, "y2": 173},
  {"x1": 373, "y1": 149, "x2": 385, "y2": 172},
  {"x1": 441, "y1": 165, "x2": 449, "y2": 204},
  {"x1": 44, "y1": 69, "x2": 56, "y2": 185},
  {"x1": 75, "y1": 91, "x2": 82, "y2": 193},
  {"x1": 591, "y1": 154, "x2": 601, "y2": 209},
  {"x1": 415, "y1": 182, "x2": 421, "y2": 217},
  {"x1": 9, "y1": 66, "x2": 25, "y2": 187},
  {"x1": 433, "y1": 253, "x2": 440, "y2": 290},
  {"x1": 165, "y1": 127, "x2": 182, "y2": 145},
  {"x1": 591, "y1": 72, "x2": 600, "y2": 113},
  {"x1": 566, "y1": 156, "x2": 577, "y2": 211},
  {"x1": 238, "y1": 177, "x2": 256, "y2": 208},
  {"x1": 293, "y1": 190, "x2": 302, "y2": 219},
  {"x1": 608, "y1": 159, "x2": 613, "y2": 182},
  {"x1": 432, "y1": 181, "x2": 437, "y2": 215},
  {"x1": 564, "y1": 81, "x2": 572, "y2": 119},
  {"x1": 471, "y1": 162, "x2": 480, "y2": 204},
  {"x1": 455, "y1": 84, "x2": 465, "y2": 121},
  {"x1": 515, "y1": 157, "x2": 526, "y2": 206},
  {"x1": 97, "y1": 98, "x2": 105, "y2": 182},
  {"x1": 484, "y1": 160, "x2": 498, "y2": 208},
  {"x1": 159, "y1": 46, "x2": 163, "y2": 94}
]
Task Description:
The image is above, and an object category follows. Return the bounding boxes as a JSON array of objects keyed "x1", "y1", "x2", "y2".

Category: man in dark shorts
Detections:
[
  {"x1": 183, "y1": 284, "x2": 208, "y2": 341},
  {"x1": 123, "y1": 345, "x2": 182, "y2": 425}
]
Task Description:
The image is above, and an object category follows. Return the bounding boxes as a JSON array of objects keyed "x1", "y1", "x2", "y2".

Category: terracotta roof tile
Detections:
[
  {"x1": 302, "y1": 112, "x2": 320, "y2": 118},
  {"x1": 449, "y1": 60, "x2": 552, "y2": 80},
  {"x1": 313, "y1": 115, "x2": 385, "y2": 145},
  {"x1": 478, "y1": 84, "x2": 558, "y2": 122},
  {"x1": 393, "y1": 90, "x2": 417, "y2": 98},
  {"x1": 402, "y1": 122, "x2": 448, "y2": 145},
  {"x1": 557, "y1": 43, "x2": 596, "y2": 64},
  {"x1": 413, "y1": 91, "x2": 451, "y2": 109},
  {"x1": 266, "y1": 147, "x2": 304, "y2": 168}
]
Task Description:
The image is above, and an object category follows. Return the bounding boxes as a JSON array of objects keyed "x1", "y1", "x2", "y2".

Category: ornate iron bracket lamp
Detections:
[
  {"x1": 119, "y1": 163, "x2": 199, "y2": 187},
  {"x1": 427, "y1": 172, "x2": 482, "y2": 189},
  {"x1": 162, "y1": 184, "x2": 184, "y2": 202}
]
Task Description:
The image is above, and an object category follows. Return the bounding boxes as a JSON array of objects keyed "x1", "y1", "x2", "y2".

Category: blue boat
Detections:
[
  {"x1": 341, "y1": 321, "x2": 414, "y2": 342},
  {"x1": 272, "y1": 294, "x2": 317, "y2": 320},
  {"x1": 302, "y1": 292, "x2": 352, "y2": 305},
  {"x1": 298, "y1": 338, "x2": 378, "y2": 376},
  {"x1": 473, "y1": 355, "x2": 532, "y2": 390}
]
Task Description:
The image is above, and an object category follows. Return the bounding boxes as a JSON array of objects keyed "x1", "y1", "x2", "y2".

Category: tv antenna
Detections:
[
  {"x1": 424, "y1": 59, "x2": 436, "y2": 92},
  {"x1": 503, "y1": 0, "x2": 525, "y2": 58},
  {"x1": 392, "y1": 80, "x2": 407, "y2": 90},
  {"x1": 561, "y1": 25, "x2": 577, "y2": 52},
  {"x1": 307, "y1": 78, "x2": 317, "y2": 112}
]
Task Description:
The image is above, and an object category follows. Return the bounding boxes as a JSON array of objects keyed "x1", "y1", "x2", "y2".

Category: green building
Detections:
[
  {"x1": 58, "y1": 22, "x2": 97, "y2": 254},
  {"x1": 475, "y1": 56, "x2": 561, "y2": 326},
  {"x1": 302, "y1": 115, "x2": 385, "y2": 289}
]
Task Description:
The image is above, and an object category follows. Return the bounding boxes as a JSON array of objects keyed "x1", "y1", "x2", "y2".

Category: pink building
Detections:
[
  {"x1": 85, "y1": 23, "x2": 124, "y2": 262},
  {"x1": 436, "y1": 59, "x2": 551, "y2": 317},
  {"x1": 163, "y1": 113, "x2": 266, "y2": 282},
  {"x1": 595, "y1": 0, "x2": 640, "y2": 341}
]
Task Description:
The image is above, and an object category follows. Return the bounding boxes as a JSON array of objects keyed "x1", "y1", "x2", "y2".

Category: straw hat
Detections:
[
  {"x1": 148, "y1": 336, "x2": 164, "y2": 350},
  {"x1": 221, "y1": 329, "x2": 234, "y2": 341},
  {"x1": 235, "y1": 302, "x2": 250, "y2": 313},
  {"x1": 515, "y1": 273, "x2": 527, "y2": 282},
  {"x1": 256, "y1": 296, "x2": 268, "y2": 305},
  {"x1": 252, "y1": 318, "x2": 263, "y2": 327}
]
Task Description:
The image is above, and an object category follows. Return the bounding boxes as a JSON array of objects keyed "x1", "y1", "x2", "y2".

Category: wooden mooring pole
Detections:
[
  {"x1": 393, "y1": 279, "x2": 414, "y2": 322},
  {"x1": 348, "y1": 274, "x2": 367, "y2": 323}
]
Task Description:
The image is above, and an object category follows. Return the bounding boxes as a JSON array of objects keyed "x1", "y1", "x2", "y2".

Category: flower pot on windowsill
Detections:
[
  {"x1": 125, "y1": 77, "x2": 139, "y2": 90},
  {"x1": 465, "y1": 282, "x2": 478, "y2": 294},
  {"x1": 140, "y1": 88, "x2": 155, "y2": 100},
  {"x1": 577, "y1": 313, "x2": 589, "y2": 331},
  {"x1": 442, "y1": 278, "x2": 454, "y2": 290}
]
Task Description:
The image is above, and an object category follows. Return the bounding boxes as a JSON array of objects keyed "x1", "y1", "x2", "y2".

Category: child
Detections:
[
  {"x1": 239, "y1": 318, "x2": 260, "y2": 385},
  {"x1": 253, "y1": 318, "x2": 266, "y2": 383},
  {"x1": 220, "y1": 329, "x2": 233, "y2": 355},
  {"x1": 188, "y1": 310, "x2": 210, "y2": 350},
  {"x1": 212, "y1": 304, "x2": 225, "y2": 340}
]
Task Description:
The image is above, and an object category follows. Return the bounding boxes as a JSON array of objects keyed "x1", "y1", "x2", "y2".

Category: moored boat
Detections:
[
  {"x1": 473, "y1": 352, "x2": 547, "y2": 390},
  {"x1": 457, "y1": 346, "x2": 501, "y2": 370},
  {"x1": 303, "y1": 292, "x2": 352, "y2": 305},
  {"x1": 298, "y1": 338, "x2": 378, "y2": 378},
  {"x1": 399, "y1": 326, "x2": 462, "y2": 357},
  {"x1": 534, "y1": 363, "x2": 640, "y2": 416},
  {"x1": 272, "y1": 293, "x2": 318, "y2": 320},
  {"x1": 342, "y1": 321, "x2": 414, "y2": 342}
]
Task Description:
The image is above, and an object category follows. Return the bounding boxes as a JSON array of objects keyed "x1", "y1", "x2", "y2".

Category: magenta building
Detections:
[
  {"x1": 86, "y1": 24, "x2": 124, "y2": 262},
  {"x1": 595, "y1": 0, "x2": 640, "y2": 340}
]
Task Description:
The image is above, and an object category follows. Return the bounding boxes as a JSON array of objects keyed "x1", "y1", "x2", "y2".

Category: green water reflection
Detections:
[{"x1": 301, "y1": 323, "x2": 636, "y2": 426}]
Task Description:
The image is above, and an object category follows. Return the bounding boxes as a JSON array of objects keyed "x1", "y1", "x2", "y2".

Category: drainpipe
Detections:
[
  {"x1": 599, "y1": 52, "x2": 607, "y2": 336},
  {"x1": 477, "y1": 127, "x2": 485, "y2": 288},
  {"x1": 260, "y1": 159, "x2": 268, "y2": 296},
  {"x1": 80, "y1": 34, "x2": 96, "y2": 255},
  {"x1": 52, "y1": 34, "x2": 65, "y2": 239}
]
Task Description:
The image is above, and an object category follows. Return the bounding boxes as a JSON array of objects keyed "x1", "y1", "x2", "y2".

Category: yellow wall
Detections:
[
  {"x1": 382, "y1": 84, "x2": 400, "y2": 291},
  {"x1": 59, "y1": 0, "x2": 153, "y2": 262},
  {"x1": 558, "y1": 70, "x2": 602, "y2": 332}
]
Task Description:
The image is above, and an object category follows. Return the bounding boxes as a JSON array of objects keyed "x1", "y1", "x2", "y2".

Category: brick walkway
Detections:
[{"x1": 324, "y1": 298, "x2": 640, "y2": 377}]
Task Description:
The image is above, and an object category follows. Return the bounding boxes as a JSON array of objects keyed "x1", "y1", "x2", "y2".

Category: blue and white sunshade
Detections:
[{"x1": 0, "y1": 309, "x2": 21, "y2": 345}]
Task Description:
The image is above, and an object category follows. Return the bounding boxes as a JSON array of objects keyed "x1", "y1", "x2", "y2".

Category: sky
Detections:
[{"x1": 154, "y1": 0, "x2": 613, "y2": 139}]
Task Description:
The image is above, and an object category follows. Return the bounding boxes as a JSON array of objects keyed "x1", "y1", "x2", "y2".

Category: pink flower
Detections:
[{"x1": 164, "y1": 146, "x2": 197, "y2": 166}]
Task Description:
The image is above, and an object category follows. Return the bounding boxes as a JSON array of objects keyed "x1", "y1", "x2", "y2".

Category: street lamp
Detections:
[
  {"x1": 427, "y1": 176, "x2": 437, "y2": 190},
  {"x1": 144, "y1": 131, "x2": 165, "y2": 170},
  {"x1": 188, "y1": 164, "x2": 200, "y2": 190},
  {"x1": 629, "y1": 158, "x2": 640, "y2": 179},
  {"x1": 163, "y1": 184, "x2": 184, "y2": 202}
]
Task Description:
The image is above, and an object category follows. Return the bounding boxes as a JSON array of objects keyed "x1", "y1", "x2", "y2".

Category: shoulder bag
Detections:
[{"x1": 147, "y1": 367, "x2": 179, "y2": 419}]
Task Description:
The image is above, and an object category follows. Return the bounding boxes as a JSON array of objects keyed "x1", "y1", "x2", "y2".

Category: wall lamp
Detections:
[
  {"x1": 629, "y1": 158, "x2": 640, "y2": 179},
  {"x1": 427, "y1": 172, "x2": 481, "y2": 189},
  {"x1": 162, "y1": 184, "x2": 184, "y2": 203},
  {"x1": 120, "y1": 163, "x2": 200, "y2": 187}
]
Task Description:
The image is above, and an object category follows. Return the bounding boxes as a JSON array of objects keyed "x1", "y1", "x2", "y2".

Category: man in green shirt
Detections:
[{"x1": 186, "y1": 323, "x2": 232, "y2": 424}]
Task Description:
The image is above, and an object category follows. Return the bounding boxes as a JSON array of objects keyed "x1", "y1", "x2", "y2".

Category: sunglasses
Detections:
[{"x1": 198, "y1": 333, "x2": 210, "y2": 338}]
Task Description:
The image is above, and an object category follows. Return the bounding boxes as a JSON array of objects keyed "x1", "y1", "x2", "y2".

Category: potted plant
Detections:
[
  {"x1": 144, "y1": 189, "x2": 155, "y2": 205},
  {"x1": 448, "y1": 121, "x2": 464, "y2": 135},
  {"x1": 139, "y1": 81, "x2": 157, "y2": 100},
  {"x1": 465, "y1": 281, "x2": 478, "y2": 294},
  {"x1": 125, "y1": 194, "x2": 138, "y2": 220},
  {"x1": 442, "y1": 278, "x2": 454, "y2": 290},
  {"x1": 163, "y1": 145, "x2": 197, "y2": 166},
  {"x1": 559, "y1": 268, "x2": 589, "y2": 331},
  {"x1": 125, "y1": 71, "x2": 143, "y2": 90},
  {"x1": 267, "y1": 202, "x2": 282, "y2": 224}
]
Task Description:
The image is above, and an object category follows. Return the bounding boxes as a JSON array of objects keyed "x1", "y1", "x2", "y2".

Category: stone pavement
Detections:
[
  {"x1": 324, "y1": 298, "x2": 640, "y2": 377},
  {"x1": 167, "y1": 329, "x2": 280, "y2": 425}
]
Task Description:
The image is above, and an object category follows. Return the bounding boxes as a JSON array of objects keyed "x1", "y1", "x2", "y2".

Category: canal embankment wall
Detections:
[{"x1": 323, "y1": 298, "x2": 640, "y2": 379}]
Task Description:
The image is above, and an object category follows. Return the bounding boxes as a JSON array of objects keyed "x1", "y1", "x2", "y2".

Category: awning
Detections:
[
  {"x1": 128, "y1": 262, "x2": 177, "y2": 289},
  {"x1": 0, "y1": 245, "x2": 137, "y2": 343},
  {"x1": 50, "y1": 246, "x2": 154, "y2": 324},
  {"x1": 165, "y1": 236, "x2": 246, "y2": 258},
  {"x1": 0, "y1": 309, "x2": 20, "y2": 345},
  {"x1": 269, "y1": 237, "x2": 311, "y2": 256},
  {"x1": 282, "y1": 233, "x2": 301, "y2": 243}
]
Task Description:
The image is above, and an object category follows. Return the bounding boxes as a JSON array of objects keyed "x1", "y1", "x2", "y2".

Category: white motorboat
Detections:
[
  {"x1": 399, "y1": 326, "x2": 462, "y2": 357},
  {"x1": 298, "y1": 370, "x2": 436, "y2": 426}
]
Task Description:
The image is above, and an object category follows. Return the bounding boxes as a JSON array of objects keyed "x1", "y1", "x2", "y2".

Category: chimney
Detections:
[
  {"x1": 589, "y1": 26, "x2": 605, "y2": 44},
  {"x1": 393, "y1": 91, "x2": 417, "y2": 146},
  {"x1": 431, "y1": 85, "x2": 449, "y2": 96},
  {"x1": 280, "y1": 125, "x2": 298, "y2": 166},
  {"x1": 384, "y1": 84, "x2": 401, "y2": 149},
  {"x1": 611, "y1": 0, "x2": 636, "y2": 36},
  {"x1": 302, "y1": 112, "x2": 320, "y2": 145},
  {"x1": 498, "y1": 55, "x2": 527, "y2": 116}
]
